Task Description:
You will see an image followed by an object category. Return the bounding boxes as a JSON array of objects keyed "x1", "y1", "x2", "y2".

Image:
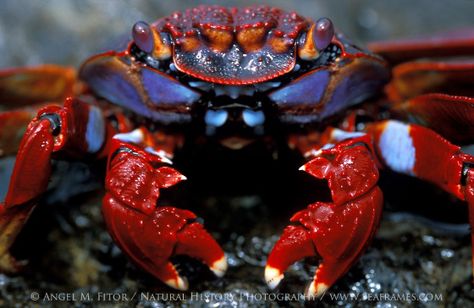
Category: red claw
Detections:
[
  {"x1": 265, "y1": 225, "x2": 316, "y2": 289},
  {"x1": 103, "y1": 201, "x2": 226, "y2": 290},
  {"x1": 103, "y1": 135, "x2": 226, "y2": 289},
  {"x1": 266, "y1": 137, "x2": 383, "y2": 298}
]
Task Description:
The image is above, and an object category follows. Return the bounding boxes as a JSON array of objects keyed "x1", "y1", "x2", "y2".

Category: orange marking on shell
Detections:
[
  {"x1": 201, "y1": 28, "x2": 234, "y2": 52},
  {"x1": 298, "y1": 23, "x2": 319, "y2": 60},
  {"x1": 150, "y1": 29, "x2": 172, "y2": 60},
  {"x1": 237, "y1": 27, "x2": 267, "y2": 52},
  {"x1": 270, "y1": 36, "x2": 291, "y2": 53},
  {"x1": 179, "y1": 37, "x2": 201, "y2": 52}
]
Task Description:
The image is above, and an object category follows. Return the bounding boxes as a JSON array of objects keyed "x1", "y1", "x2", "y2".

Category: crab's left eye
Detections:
[
  {"x1": 133, "y1": 21, "x2": 154, "y2": 53},
  {"x1": 298, "y1": 17, "x2": 335, "y2": 60},
  {"x1": 131, "y1": 21, "x2": 171, "y2": 61}
]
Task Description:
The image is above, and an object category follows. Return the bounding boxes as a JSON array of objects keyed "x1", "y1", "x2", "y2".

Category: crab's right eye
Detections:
[
  {"x1": 132, "y1": 21, "x2": 154, "y2": 53},
  {"x1": 313, "y1": 18, "x2": 334, "y2": 51},
  {"x1": 298, "y1": 17, "x2": 335, "y2": 61}
]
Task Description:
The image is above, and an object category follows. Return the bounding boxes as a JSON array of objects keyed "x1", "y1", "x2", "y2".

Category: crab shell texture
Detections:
[{"x1": 79, "y1": 5, "x2": 390, "y2": 125}]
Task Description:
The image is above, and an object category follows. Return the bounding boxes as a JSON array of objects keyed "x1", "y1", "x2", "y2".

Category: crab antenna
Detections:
[
  {"x1": 298, "y1": 17, "x2": 334, "y2": 60},
  {"x1": 132, "y1": 21, "x2": 171, "y2": 60}
]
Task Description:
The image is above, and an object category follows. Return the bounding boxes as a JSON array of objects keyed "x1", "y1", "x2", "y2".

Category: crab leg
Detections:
[
  {"x1": 266, "y1": 130, "x2": 383, "y2": 298},
  {"x1": 0, "y1": 107, "x2": 41, "y2": 157},
  {"x1": 368, "y1": 28, "x2": 474, "y2": 65},
  {"x1": 103, "y1": 128, "x2": 226, "y2": 290},
  {"x1": 389, "y1": 94, "x2": 474, "y2": 145},
  {"x1": 0, "y1": 97, "x2": 119, "y2": 271},
  {"x1": 0, "y1": 65, "x2": 77, "y2": 109},
  {"x1": 0, "y1": 65, "x2": 80, "y2": 157},
  {"x1": 385, "y1": 60, "x2": 474, "y2": 102},
  {"x1": 365, "y1": 120, "x2": 474, "y2": 276}
]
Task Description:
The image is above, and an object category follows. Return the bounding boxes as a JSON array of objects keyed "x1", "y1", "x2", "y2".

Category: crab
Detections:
[{"x1": 0, "y1": 5, "x2": 473, "y2": 298}]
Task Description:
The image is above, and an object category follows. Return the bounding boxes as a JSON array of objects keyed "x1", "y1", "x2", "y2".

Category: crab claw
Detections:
[
  {"x1": 265, "y1": 225, "x2": 316, "y2": 290},
  {"x1": 266, "y1": 194, "x2": 382, "y2": 298},
  {"x1": 266, "y1": 139, "x2": 383, "y2": 298},
  {"x1": 103, "y1": 201, "x2": 227, "y2": 290},
  {"x1": 103, "y1": 144, "x2": 226, "y2": 290}
]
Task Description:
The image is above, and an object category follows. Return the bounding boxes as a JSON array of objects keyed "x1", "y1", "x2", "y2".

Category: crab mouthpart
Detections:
[{"x1": 220, "y1": 137, "x2": 256, "y2": 149}]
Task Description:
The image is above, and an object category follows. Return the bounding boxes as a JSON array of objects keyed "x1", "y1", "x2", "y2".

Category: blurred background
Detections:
[{"x1": 1, "y1": 0, "x2": 474, "y2": 67}]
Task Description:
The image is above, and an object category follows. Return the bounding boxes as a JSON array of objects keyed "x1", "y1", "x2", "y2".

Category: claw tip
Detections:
[
  {"x1": 165, "y1": 276, "x2": 189, "y2": 291},
  {"x1": 265, "y1": 266, "x2": 284, "y2": 289},
  {"x1": 161, "y1": 156, "x2": 173, "y2": 165},
  {"x1": 210, "y1": 256, "x2": 228, "y2": 278},
  {"x1": 305, "y1": 281, "x2": 328, "y2": 299}
]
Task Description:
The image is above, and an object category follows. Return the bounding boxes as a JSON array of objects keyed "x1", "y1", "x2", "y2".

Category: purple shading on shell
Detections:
[
  {"x1": 141, "y1": 67, "x2": 201, "y2": 106},
  {"x1": 79, "y1": 56, "x2": 200, "y2": 124},
  {"x1": 269, "y1": 69, "x2": 330, "y2": 108},
  {"x1": 81, "y1": 65, "x2": 150, "y2": 117},
  {"x1": 321, "y1": 63, "x2": 389, "y2": 119}
]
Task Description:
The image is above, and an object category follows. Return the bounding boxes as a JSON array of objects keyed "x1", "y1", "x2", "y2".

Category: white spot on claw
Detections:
[{"x1": 379, "y1": 121, "x2": 415, "y2": 175}]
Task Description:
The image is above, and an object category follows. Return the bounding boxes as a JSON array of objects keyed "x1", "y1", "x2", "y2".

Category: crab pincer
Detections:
[
  {"x1": 103, "y1": 130, "x2": 227, "y2": 290},
  {"x1": 265, "y1": 134, "x2": 383, "y2": 298}
]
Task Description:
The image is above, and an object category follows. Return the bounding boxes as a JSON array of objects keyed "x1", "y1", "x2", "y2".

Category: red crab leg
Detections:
[
  {"x1": 0, "y1": 97, "x2": 120, "y2": 271},
  {"x1": 365, "y1": 120, "x2": 472, "y2": 205},
  {"x1": 103, "y1": 128, "x2": 226, "y2": 290},
  {"x1": 385, "y1": 60, "x2": 474, "y2": 101},
  {"x1": 0, "y1": 65, "x2": 80, "y2": 156},
  {"x1": 0, "y1": 107, "x2": 42, "y2": 157},
  {"x1": 0, "y1": 65, "x2": 78, "y2": 108},
  {"x1": 266, "y1": 130, "x2": 383, "y2": 298},
  {"x1": 368, "y1": 28, "x2": 474, "y2": 64},
  {"x1": 365, "y1": 120, "x2": 474, "y2": 276},
  {"x1": 389, "y1": 93, "x2": 474, "y2": 145}
]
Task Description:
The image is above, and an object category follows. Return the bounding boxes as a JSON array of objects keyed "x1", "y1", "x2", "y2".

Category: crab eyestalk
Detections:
[
  {"x1": 132, "y1": 21, "x2": 171, "y2": 60},
  {"x1": 298, "y1": 17, "x2": 335, "y2": 60}
]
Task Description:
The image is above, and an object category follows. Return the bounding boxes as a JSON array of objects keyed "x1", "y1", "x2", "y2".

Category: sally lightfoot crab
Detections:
[{"x1": 0, "y1": 5, "x2": 473, "y2": 298}]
